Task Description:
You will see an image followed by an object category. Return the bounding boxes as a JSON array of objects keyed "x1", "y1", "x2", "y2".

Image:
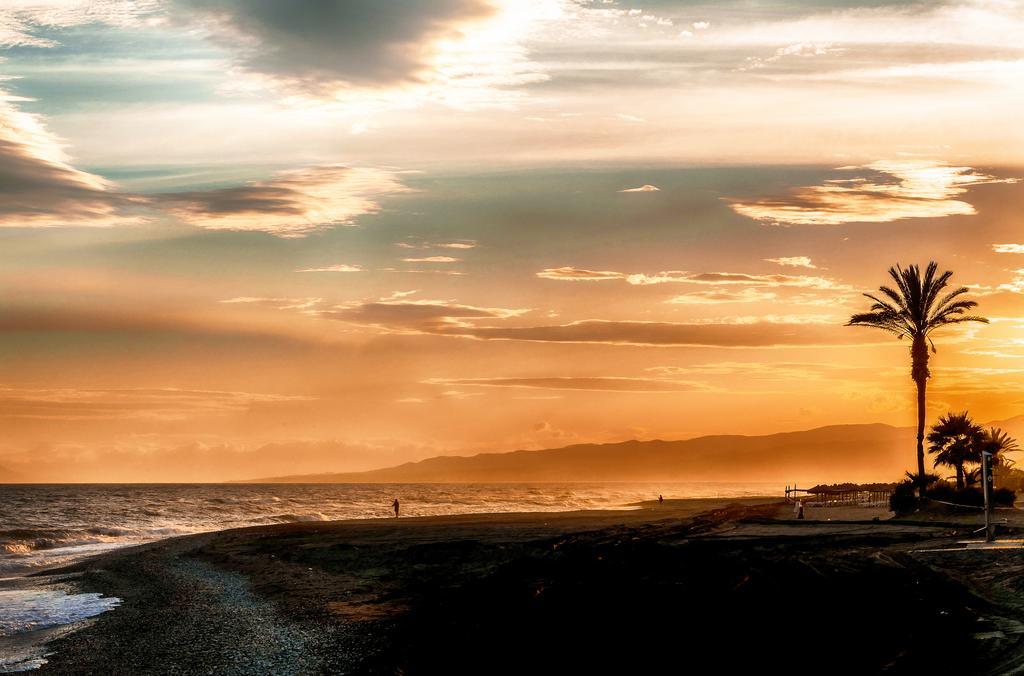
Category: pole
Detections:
[{"x1": 982, "y1": 451, "x2": 993, "y2": 543}]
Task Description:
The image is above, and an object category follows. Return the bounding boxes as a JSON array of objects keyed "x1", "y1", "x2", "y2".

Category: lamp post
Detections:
[{"x1": 982, "y1": 450, "x2": 994, "y2": 543}]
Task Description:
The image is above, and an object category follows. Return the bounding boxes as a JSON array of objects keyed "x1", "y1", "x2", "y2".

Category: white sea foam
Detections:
[
  {"x1": 0, "y1": 589, "x2": 120, "y2": 638},
  {"x1": 0, "y1": 589, "x2": 120, "y2": 672}
]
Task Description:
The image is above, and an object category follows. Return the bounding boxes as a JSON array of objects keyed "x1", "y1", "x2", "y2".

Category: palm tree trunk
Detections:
[
  {"x1": 911, "y1": 335, "x2": 930, "y2": 492},
  {"x1": 955, "y1": 464, "x2": 964, "y2": 490}
]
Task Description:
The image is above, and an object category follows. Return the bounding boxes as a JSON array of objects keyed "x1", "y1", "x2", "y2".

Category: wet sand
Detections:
[{"x1": 30, "y1": 497, "x2": 1024, "y2": 674}]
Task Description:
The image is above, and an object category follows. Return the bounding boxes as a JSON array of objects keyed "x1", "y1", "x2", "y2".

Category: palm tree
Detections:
[
  {"x1": 847, "y1": 262, "x2": 987, "y2": 490},
  {"x1": 927, "y1": 412, "x2": 983, "y2": 489},
  {"x1": 981, "y1": 427, "x2": 1020, "y2": 469}
]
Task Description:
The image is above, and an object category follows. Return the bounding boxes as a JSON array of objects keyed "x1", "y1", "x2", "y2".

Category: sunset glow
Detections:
[{"x1": 2, "y1": 0, "x2": 1024, "y2": 482}]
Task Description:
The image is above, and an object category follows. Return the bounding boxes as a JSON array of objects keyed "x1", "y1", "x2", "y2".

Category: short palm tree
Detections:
[
  {"x1": 981, "y1": 427, "x2": 1020, "y2": 468},
  {"x1": 847, "y1": 262, "x2": 987, "y2": 490},
  {"x1": 927, "y1": 412, "x2": 983, "y2": 489}
]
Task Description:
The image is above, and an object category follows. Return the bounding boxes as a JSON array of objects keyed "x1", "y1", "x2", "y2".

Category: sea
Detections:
[{"x1": 0, "y1": 482, "x2": 775, "y2": 671}]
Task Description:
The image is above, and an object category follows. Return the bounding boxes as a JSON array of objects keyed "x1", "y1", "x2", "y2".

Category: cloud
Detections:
[
  {"x1": 427, "y1": 377, "x2": 709, "y2": 393},
  {"x1": 397, "y1": 239, "x2": 478, "y2": 249},
  {"x1": 296, "y1": 264, "x2": 362, "y2": 273},
  {"x1": 618, "y1": 184, "x2": 660, "y2": 192},
  {"x1": 630, "y1": 271, "x2": 847, "y2": 289},
  {"x1": 0, "y1": 89, "x2": 141, "y2": 228},
  {"x1": 648, "y1": 361, "x2": 861, "y2": 380},
  {"x1": 167, "y1": 0, "x2": 498, "y2": 92},
  {"x1": 0, "y1": 385, "x2": 309, "y2": 421},
  {"x1": 380, "y1": 268, "x2": 467, "y2": 276},
  {"x1": 993, "y1": 244, "x2": 1024, "y2": 254},
  {"x1": 0, "y1": 90, "x2": 409, "y2": 235},
  {"x1": 219, "y1": 297, "x2": 322, "y2": 311},
  {"x1": 730, "y1": 160, "x2": 1017, "y2": 226},
  {"x1": 743, "y1": 42, "x2": 843, "y2": 70},
  {"x1": 154, "y1": 165, "x2": 409, "y2": 237},
  {"x1": 536, "y1": 267, "x2": 627, "y2": 281},
  {"x1": 538, "y1": 267, "x2": 848, "y2": 290},
  {"x1": 665, "y1": 288, "x2": 777, "y2": 305},
  {"x1": 0, "y1": 0, "x2": 149, "y2": 48},
  {"x1": 400, "y1": 256, "x2": 460, "y2": 263},
  {"x1": 161, "y1": 0, "x2": 553, "y2": 108},
  {"x1": 318, "y1": 294, "x2": 528, "y2": 334},
  {"x1": 765, "y1": 256, "x2": 817, "y2": 269},
  {"x1": 460, "y1": 319, "x2": 876, "y2": 348}
]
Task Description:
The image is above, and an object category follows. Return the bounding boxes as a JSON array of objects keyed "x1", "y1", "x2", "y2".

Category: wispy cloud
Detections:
[
  {"x1": 318, "y1": 292, "x2": 528, "y2": 334},
  {"x1": 536, "y1": 267, "x2": 627, "y2": 281},
  {"x1": 400, "y1": 256, "x2": 460, "y2": 263},
  {"x1": 537, "y1": 267, "x2": 848, "y2": 290},
  {"x1": 993, "y1": 244, "x2": 1024, "y2": 254},
  {"x1": 461, "y1": 318, "x2": 878, "y2": 348},
  {"x1": 0, "y1": 87, "x2": 142, "y2": 228},
  {"x1": 742, "y1": 41, "x2": 843, "y2": 70},
  {"x1": 427, "y1": 377, "x2": 710, "y2": 393},
  {"x1": 665, "y1": 288, "x2": 777, "y2": 305},
  {"x1": 155, "y1": 165, "x2": 410, "y2": 237},
  {"x1": 765, "y1": 256, "x2": 817, "y2": 269},
  {"x1": 296, "y1": 264, "x2": 362, "y2": 273},
  {"x1": 396, "y1": 239, "x2": 478, "y2": 250},
  {"x1": 618, "y1": 184, "x2": 660, "y2": 193},
  {"x1": 730, "y1": 160, "x2": 1016, "y2": 226},
  {"x1": 0, "y1": 385, "x2": 309, "y2": 421}
]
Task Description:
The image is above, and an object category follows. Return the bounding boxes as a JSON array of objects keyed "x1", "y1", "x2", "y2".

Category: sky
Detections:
[{"x1": 1, "y1": 0, "x2": 1024, "y2": 482}]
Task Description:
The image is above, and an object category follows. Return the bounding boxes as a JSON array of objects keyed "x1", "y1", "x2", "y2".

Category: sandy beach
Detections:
[{"x1": 16, "y1": 497, "x2": 1024, "y2": 674}]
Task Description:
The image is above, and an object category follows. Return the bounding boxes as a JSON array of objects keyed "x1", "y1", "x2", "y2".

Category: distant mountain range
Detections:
[{"x1": 243, "y1": 421, "x2": 981, "y2": 484}]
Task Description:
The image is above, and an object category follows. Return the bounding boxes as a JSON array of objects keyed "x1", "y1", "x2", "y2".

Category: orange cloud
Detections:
[
  {"x1": 462, "y1": 318, "x2": 880, "y2": 347},
  {"x1": 537, "y1": 267, "x2": 848, "y2": 290},
  {"x1": 401, "y1": 256, "x2": 460, "y2": 263},
  {"x1": 730, "y1": 160, "x2": 1017, "y2": 225},
  {"x1": 296, "y1": 264, "x2": 363, "y2": 272},
  {"x1": 428, "y1": 377, "x2": 711, "y2": 392}
]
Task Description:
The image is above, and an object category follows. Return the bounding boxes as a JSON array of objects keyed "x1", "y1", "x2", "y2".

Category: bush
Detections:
[
  {"x1": 995, "y1": 487, "x2": 1016, "y2": 507},
  {"x1": 890, "y1": 480, "x2": 919, "y2": 515},
  {"x1": 997, "y1": 467, "x2": 1024, "y2": 492},
  {"x1": 923, "y1": 483, "x2": 1015, "y2": 509}
]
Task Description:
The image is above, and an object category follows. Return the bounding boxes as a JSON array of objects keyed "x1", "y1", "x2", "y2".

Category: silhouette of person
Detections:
[
  {"x1": 392, "y1": 498, "x2": 400, "y2": 518},
  {"x1": 658, "y1": 494, "x2": 664, "y2": 504},
  {"x1": 794, "y1": 500, "x2": 804, "y2": 519}
]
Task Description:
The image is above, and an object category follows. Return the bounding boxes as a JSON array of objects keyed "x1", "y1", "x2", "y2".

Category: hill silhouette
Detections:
[{"x1": 243, "y1": 422, "x2": 938, "y2": 484}]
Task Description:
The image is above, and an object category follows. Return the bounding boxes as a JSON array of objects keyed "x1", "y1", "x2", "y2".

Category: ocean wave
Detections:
[
  {"x1": 257, "y1": 512, "x2": 327, "y2": 524},
  {"x1": 0, "y1": 526, "x2": 194, "y2": 553}
]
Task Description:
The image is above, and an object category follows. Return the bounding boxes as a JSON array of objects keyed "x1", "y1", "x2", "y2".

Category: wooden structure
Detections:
[{"x1": 785, "y1": 482, "x2": 895, "y2": 508}]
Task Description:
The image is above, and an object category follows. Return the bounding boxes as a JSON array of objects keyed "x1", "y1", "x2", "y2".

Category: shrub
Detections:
[
  {"x1": 923, "y1": 483, "x2": 1015, "y2": 509},
  {"x1": 890, "y1": 480, "x2": 918, "y2": 515},
  {"x1": 995, "y1": 487, "x2": 1016, "y2": 507}
]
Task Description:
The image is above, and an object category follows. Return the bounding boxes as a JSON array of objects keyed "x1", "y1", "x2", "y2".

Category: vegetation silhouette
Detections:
[
  {"x1": 847, "y1": 262, "x2": 987, "y2": 490},
  {"x1": 928, "y1": 411, "x2": 984, "y2": 489},
  {"x1": 982, "y1": 427, "x2": 1020, "y2": 467}
]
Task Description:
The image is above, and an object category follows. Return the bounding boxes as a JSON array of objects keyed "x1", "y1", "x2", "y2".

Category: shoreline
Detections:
[{"x1": 20, "y1": 497, "x2": 1024, "y2": 674}]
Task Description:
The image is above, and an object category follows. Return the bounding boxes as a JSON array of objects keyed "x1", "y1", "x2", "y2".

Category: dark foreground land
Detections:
[{"x1": 33, "y1": 499, "x2": 1024, "y2": 674}]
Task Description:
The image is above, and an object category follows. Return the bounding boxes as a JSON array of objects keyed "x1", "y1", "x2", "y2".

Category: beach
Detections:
[{"x1": 14, "y1": 497, "x2": 1024, "y2": 674}]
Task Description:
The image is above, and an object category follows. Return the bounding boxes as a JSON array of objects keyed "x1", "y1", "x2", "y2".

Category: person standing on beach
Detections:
[
  {"x1": 658, "y1": 494, "x2": 664, "y2": 504},
  {"x1": 794, "y1": 500, "x2": 804, "y2": 519},
  {"x1": 392, "y1": 498, "x2": 400, "y2": 518}
]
